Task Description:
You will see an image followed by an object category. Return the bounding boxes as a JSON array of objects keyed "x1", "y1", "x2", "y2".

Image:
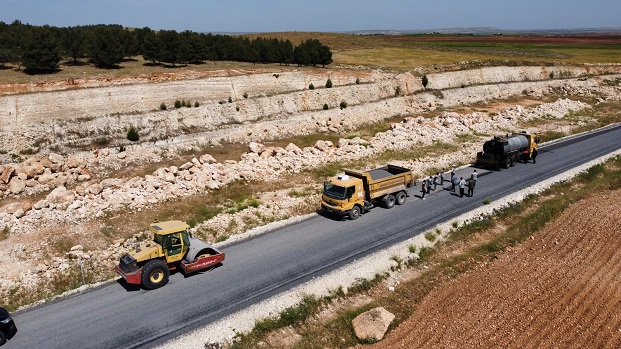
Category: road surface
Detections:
[{"x1": 10, "y1": 124, "x2": 621, "y2": 349}]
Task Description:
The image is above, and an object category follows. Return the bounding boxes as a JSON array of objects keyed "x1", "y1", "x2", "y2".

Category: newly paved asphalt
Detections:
[{"x1": 9, "y1": 124, "x2": 621, "y2": 349}]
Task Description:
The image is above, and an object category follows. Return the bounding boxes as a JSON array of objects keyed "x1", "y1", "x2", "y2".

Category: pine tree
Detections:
[
  {"x1": 21, "y1": 26, "x2": 61, "y2": 71},
  {"x1": 89, "y1": 27, "x2": 124, "y2": 68}
]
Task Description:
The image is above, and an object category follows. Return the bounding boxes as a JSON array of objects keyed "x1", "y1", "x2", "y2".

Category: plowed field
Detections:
[{"x1": 368, "y1": 189, "x2": 621, "y2": 349}]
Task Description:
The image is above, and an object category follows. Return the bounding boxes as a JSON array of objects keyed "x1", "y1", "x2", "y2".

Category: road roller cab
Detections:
[{"x1": 115, "y1": 220, "x2": 225, "y2": 289}]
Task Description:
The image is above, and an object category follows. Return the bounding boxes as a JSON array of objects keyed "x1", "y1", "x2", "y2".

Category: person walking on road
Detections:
[
  {"x1": 433, "y1": 173, "x2": 439, "y2": 190},
  {"x1": 532, "y1": 148, "x2": 538, "y2": 164},
  {"x1": 472, "y1": 169, "x2": 478, "y2": 183},
  {"x1": 459, "y1": 177, "x2": 466, "y2": 198},
  {"x1": 468, "y1": 177, "x2": 475, "y2": 197},
  {"x1": 440, "y1": 168, "x2": 445, "y2": 185},
  {"x1": 421, "y1": 180, "x2": 426, "y2": 200}
]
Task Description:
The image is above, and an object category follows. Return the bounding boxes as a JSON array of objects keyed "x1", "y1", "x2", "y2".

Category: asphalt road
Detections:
[{"x1": 10, "y1": 124, "x2": 621, "y2": 349}]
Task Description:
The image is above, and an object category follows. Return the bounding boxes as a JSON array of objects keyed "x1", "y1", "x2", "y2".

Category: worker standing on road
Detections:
[
  {"x1": 421, "y1": 180, "x2": 426, "y2": 200},
  {"x1": 433, "y1": 173, "x2": 439, "y2": 190},
  {"x1": 532, "y1": 148, "x2": 538, "y2": 164},
  {"x1": 472, "y1": 169, "x2": 478, "y2": 183},
  {"x1": 468, "y1": 177, "x2": 475, "y2": 197},
  {"x1": 427, "y1": 176, "x2": 433, "y2": 193},
  {"x1": 459, "y1": 177, "x2": 466, "y2": 198},
  {"x1": 451, "y1": 173, "x2": 458, "y2": 192},
  {"x1": 440, "y1": 168, "x2": 445, "y2": 185}
]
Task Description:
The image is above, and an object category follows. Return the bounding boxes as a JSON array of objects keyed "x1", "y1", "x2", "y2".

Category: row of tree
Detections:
[{"x1": 0, "y1": 20, "x2": 333, "y2": 72}]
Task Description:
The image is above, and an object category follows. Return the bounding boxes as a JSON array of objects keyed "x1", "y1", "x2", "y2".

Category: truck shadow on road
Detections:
[{"x1": 316, "y1": 209, "x2": 348, "y2": 221}]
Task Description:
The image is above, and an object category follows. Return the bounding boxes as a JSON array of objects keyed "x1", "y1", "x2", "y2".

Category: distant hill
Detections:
[{"x1": 345, "y1": 27, "x2": 621, "y2": 36}]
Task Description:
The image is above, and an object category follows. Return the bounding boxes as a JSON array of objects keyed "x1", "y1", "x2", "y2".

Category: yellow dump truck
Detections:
[{"x1": 321, "y1": 164, "x2": 415, "y2": 220}]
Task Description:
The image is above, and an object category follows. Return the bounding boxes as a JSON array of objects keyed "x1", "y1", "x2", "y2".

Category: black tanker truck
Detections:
[{"x1": 476, "y1": 131, "x2": 539, "y2": 169}]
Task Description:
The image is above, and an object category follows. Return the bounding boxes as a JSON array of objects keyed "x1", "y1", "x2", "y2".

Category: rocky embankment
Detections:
[{"x1": 0, "y1": 64, "x2": 620, "y2": 302}]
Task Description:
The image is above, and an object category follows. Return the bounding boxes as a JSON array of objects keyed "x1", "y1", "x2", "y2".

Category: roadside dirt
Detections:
[{"x1": 364, "y1": 189, "x2": 621, "y2": 349}]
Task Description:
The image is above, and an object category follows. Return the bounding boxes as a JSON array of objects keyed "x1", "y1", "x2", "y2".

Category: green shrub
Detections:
[
  {"x1": 243, "y1": 92, "x2": 248, "y2": 99},
  {"x1": 228, "y1": 96, "x2": 233, "y2": 103},
  {"x1": 355, "y1": 77, "x2": 360, "y2": 84},
  {"x1": 422, "y1": 74, "x2": 429, "y2": 88},
  {"x1": 181, "y1": 100, "x2": 186, "y2": 107},
  {"x1": 483, "y1": 198, "x2": 492, "y2": 204},
  {"x1": 194, "y1": 101, "x2": 199, "y2": 107},
  {"x1": 174, "y1": 100, "x2": 182, "y2": 108},
  {"x1": 236, "y1": 106, "x2": 240, "y2": 111},
  {"x1": 395, "y1": 86, "x2": 401, "y2": 96},
  {"x1": 425, "y1": 231, "x2": 437, "y2": 242},
  {"x1": 325, "y1": 78, "x2": 332, "y2": 88},
  {"x1": 127, "y1": 127, "x2": 139, "y2": 142},
  {"x1": 323, "y1": 103, "x2": 329, "y2": 110},
  {"x1": 309, "y1": 83, "x2": 315, "y2": 90},
  {"x1": 185, "y1": 101, "x2": 191, "y2": 107},
  {"x1": 339, "y1": 100, "x2": 348, "y2": 110},
  {"x1": 160, "y1": 102, "x2": 167, "y2": 110}
]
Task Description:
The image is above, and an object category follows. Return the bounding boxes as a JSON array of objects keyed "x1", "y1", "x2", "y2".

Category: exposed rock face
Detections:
[
  {"x1": 352, "y1": 307, "x2": 395, "y2": 341},
  {"x1": 0, "y1": 96, "x2": 599, "y2": 235}
]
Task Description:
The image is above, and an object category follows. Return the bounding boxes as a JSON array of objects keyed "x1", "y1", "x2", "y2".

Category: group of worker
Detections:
[{"x1": 420, "y1": 167, "x2": 478, "y2": 200}]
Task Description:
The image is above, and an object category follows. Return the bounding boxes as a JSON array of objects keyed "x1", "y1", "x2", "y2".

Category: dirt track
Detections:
[{"x1": 366, "y1": 189, "x2": 621, "y2": 349}]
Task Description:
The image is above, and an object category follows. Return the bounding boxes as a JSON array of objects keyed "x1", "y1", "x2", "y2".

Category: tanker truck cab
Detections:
[{"x1": 519, "y1": 130, "x2": 540, "y2": 158}]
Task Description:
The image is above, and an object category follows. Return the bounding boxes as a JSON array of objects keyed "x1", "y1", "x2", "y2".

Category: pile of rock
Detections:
[{"x1": 0, "y1": 153, "x2": 90, "y2": 196}]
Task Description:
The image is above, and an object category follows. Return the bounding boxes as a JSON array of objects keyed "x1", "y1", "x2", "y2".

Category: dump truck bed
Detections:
[{"x1": 345, "y1": 164, "x2": 414, "y2": 200}]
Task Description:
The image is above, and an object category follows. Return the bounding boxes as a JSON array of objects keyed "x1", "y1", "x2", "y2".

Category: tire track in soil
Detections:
[{"x1": 362, "y1": 189, "x2": 621, "y2": 349}]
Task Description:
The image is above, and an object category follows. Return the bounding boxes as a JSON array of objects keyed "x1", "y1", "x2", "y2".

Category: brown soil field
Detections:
[
  {"x1": 390, "y1": 34, "x2": 621, "y2": 45},
  {"x1": 363, "y1": 189, "x2": 621, "y2": 349}
]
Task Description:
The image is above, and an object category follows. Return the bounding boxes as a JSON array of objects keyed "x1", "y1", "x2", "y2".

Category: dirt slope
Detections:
[{"x1": 367, "y1": 189, "x2": 621, "y2": 349}]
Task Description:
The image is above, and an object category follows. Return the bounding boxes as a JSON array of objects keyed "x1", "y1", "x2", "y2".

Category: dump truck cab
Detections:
[
  {"x1": 323, "y1": 174, "x2": 366, "y2": 216},
  {"x1": 115, "y1": 220, "x2": 225, "y2": 289}
]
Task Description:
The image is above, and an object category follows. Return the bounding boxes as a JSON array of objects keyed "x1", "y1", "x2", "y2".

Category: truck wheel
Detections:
[
  {"x1": 349, "y1": 206, "x2": 361, "y2": 220},
  {"x1": 395, "y1": 191, "x2": 407, "y2": 205},
  {"x1": 384, "y1": 194, "x2": 396, "y2": 209},
  {"x1": 141, "y1": 259, "x2": 169, "y2": 290},
  {"x1": 503, "y1": 158, "x2": 511, "y2": 169},
  {"x1": 0, "y1": 331, "x2": 5, "y2": 346}
]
